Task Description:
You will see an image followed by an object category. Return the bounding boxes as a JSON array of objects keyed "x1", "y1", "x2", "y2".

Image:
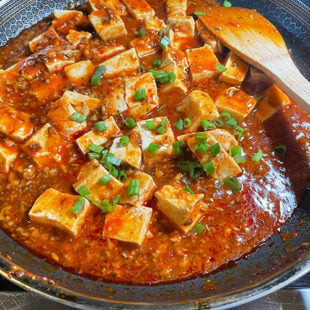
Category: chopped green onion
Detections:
[
  {"x1": 195, "y1": 132, "x2": 207, "y2": 143},
  {"x1": 182, "y1": 177, "x2": 190, "y2": 185},
  {"x1": 88, "y1": 143, "x2": 104, "y2": 154},
  {"x1": 149, "y1": 69, "x2": 176, "y2": 84},
  {"x1": 124, "y1": 117, "x2": 136, "y2": 129},
  {"x1": 100, "y1": 199, "x2": 114, "y2": 212},
  {"x1": 70, "y1": 197, "x2": 85, "y2": 215},
  {"x1": 252, "y1": 149, "x2": 263, "y2": 162},
  {"x1": 177, "y1": 159, "x2": 204, "y2": 178},
  {"x1": 146, "y1": 120, "x2": 156, "y2": 130},
  {"x1": 88, "y1": 152, "x2": 101, "y2": 160},
  {"x1": 106, "y1": 155, "x2": 122, "y2": 166},
  {"x1": 183, "y1": 185, "x2": 194, "y2": 194},
  {"x1": 194, "y1": 11, "x2": 206, "y2": 16},
  {"x1": 127, "y1": 179, "x2": 140, "y2": 196},
  {"x1": 215, "y1": 63, "x2": 227, "y2": 72},
  {"x1": 225, "y1": 117, "x2": 238, "y2": 129},
  {"x1": 194, "y1": 223, "x2": 205, "y2": 234},
  {"x1": 174, "y1": 118, "x2": 184, "y2": 131},
  {"x1": 91, "y1": 65, "x2": 106, "y2": 86},
  {"x1": 70, "y1": 112, "x2": 87, "y2": 123},
  {"x1": 235, "y1": 155, "x2": 246, "y2": 163},
  {"x1": 195, "y1": 143, "x2": 208, "y2": 153},
  {"x1": 135, "y1": 88, "x2": 146, "y2": 101},
  {"x1": 214, "y1": 119, "x2": 224, "y2": 127},
  {"x1": 119, "y1": 136, "x2": 130, "y2": 147},
  {"x1": 223, "y1": 176, "x2": 241, "y2": 192},
  {"x1": 209, "y1": 143, "x2": 221, "y2": 157},
  {"x1": 112, "y1": 194, "x2": 121, "y2": 205},
  {"x1": 159, "y1": 35, "x2": 171, "y2": 49},
  {"x1": 184, "y1": 118, "x2": 191, "y2": 128},
  {"x1": 95, "y1": 121, "x2": 107, "y2": 132},
  {"x1": 119, "y1": 171, "x2": 127, "y2": 182},
  {"x1": 223, "y1": 0, "x2": 232, "y2": 7},
  {"x1": 168, "y1": 72, "x2": 177, "y2": 83},
  {"x1": 201, "y1": 120, "x2": 215, "y2": 130},
  {"x1": 159, "y1": 28, "x2": 166, "y2": 37},
  {"x1": 99, "y1": 175, "x2": 112, "y2": 185},
  {"x1": 153, "y1": 59, "x2": 162, "y2": 68},
  {"x1": 274, "y1": 144, "x2": 287, "y2": 155},
  {"x1": 138, "y1": 65, "x2": 145, "y2": 73},
  {"x1": 173, "y1": 141, "x2": 184, "y2": 156},
  {"x1": 159, "y1": 117, "x2": 168, "y2": 127},
  {"x1": 229, "y1": 145, "x2": 242, "y2": 157},
  {"x1": 108, "y1": 164, "x2": 119, "y2": 178},
  {"x1": 138, "y1": 28, "x2": 145, "y2": 37},
  {"x1": 148, "y1": 143, "x2": 159, "y2": 153},
  {"x1": 157, "y1": 126, "x2": 167, "y2": 134},
  {"x1": 203, "y1": 161, "x2": 215, "y2": 175},
  {"x1": 220, "y1": 111, "x2": 231, "y2": 119},
  {"x1": 78, "y1": 186, "x2": 89, "y2": 197}
]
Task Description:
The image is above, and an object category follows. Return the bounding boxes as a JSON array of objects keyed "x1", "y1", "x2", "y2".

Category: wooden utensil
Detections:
[{"x1": 199, "y1": 7, "x2": 310, "y2": 113}]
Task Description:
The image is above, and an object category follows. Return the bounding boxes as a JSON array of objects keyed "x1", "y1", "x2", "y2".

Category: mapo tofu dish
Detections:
[{"x1": 0, "y1": 0, "x2": 309, "y2": 284}]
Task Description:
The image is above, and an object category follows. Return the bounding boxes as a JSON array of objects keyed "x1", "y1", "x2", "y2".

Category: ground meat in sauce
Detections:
[{"x1": 0, "y1": 0, "x2": 309, "y2": 285}]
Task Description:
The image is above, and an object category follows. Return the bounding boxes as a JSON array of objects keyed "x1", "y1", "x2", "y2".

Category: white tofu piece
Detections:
[
  {"x1": 43, "y1": 48, "x2": 77, "y2": 73},
  {"x1": 48, "y1": 96, "x2": 87, "y2": 139},
  {"x1": 130, "y1": 33, "x2": 161, "y2": 58},
  {"x1": 145, "y1": 16, "x2": 167, "y2": 32},
  {"x1": 255, "y1": 84, "x2": 290, "y2": 122},
  {"x1": 29, "y1": 27, "x2": 62, "y2": 53},
  {"x1": 89, "y1": 9, "x2": 127, "y2": 41},
  {"x1": 125, "y1": 72, "x2": 159, "y2": 119},
  {"x1": 0, "y1": 103, "x2": 34, "y2": 141},
  {"x1": 29, "y1": 188, "x2": 91, "y2": 237},
  {"x1": 167, "y1": 16, "x2": 195, "y2": 37},
  {"x1": 166, "y1": 0, "x2": 187, "y2": 17},
  {"x1": 73, "y1": 160, "x2": 123, "y2": 202},
  {"x1": 103, "y1": 204, "x2": 152, "y2": 245},
  {"x1": 208, "y1": 129, "x2": 238, "y2": 152},
  {"x1": 66, "y1": 30, "x2": 92, "y2": 48},
  {"x1": 52, "y1": 10, "x2": 88, "y2": 34},
  {"x1": 176, "y1": 90, "x2": 219, "y2": 131},
  {"x1": 89, "y1": 0, "x2": 128, "y2": 16},
  {"x1": 120, "y1": 171, "x2": 156, "y2": 206},
  {"x1": 186, "y1": 45, "x2": 220, "y2": 82},
  {"x1": 137, "y1": 117, "x2": 175, "y2": 163},
  {"x1": 215, "y1": 87, "x2": 257, "y2": 122},
  {"x1": 161, "y1": 47, "x2": 188, "y2": 68},
  {"x1": 0, "y1": 139, "x2": 18, "y2": 173},
  {"x1": 99, "y1": 48, "x2": 139, "y2": 78},
  {"x1": 110, "y1": 130, "x2": 142, "y2": 169},
  {"x1": 22, "y1": 124, "x2": 66, "y2": 168},
  {"x1": 76, "y1": 116, "x2": 120, "y2": 154},
  {"x1": 102, "y1": 78, "x2": 128, "y2": 116},
  {"x1": 219, "y1": 52, "x2": 248, "y2": 85},
  {"x1": 64, "y1": 60, "x2": 95, "y2": 86},
  {"x1": 155, "y1": 185, "x2": 203, "y2": 226},
  {"x1": 84, "y1": 43, "x2": 126, "y2": 62},
  {"x1": 186, "y1": 131, "x2": 242, "y2": 180},
  {"x1": 122, "y1": 0, "x2": 155, "y2": 20}
]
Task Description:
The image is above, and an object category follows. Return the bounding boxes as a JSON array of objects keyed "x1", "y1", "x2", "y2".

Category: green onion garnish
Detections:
[
  {"x1": 112, "y1": 194, "x2": 121, "y2": 205},
  {"x1": 108, "y1": 164, "x2": 119, "y2": 178},
  {"x1": 77, "y1": 186, "x2": 89, "y2": 197},
  {"x1": 215, "y1": 63, "x2": 227, "y2": 72},
  {"x1": 223, "y1": 176, "x2": 241, "y2": 191},
  {"x1": 174, "y1": 118, "x2": 184, "y2": 131},
  {"x1": 135, "y1": 88, "x2": 146, "y2": 101},
  {"x1": 91, "y1": 65, "x2": 106, "y2": 86},
  {"x1": 194, "y1": 11, "x2": 206, "y2": 16},
  {"x1": 203, "y1": 161, "x2": 215, "y2": 175},
  {"x1": 177, "y1": 159, "x2": 204, "y2": 178},
  {"x1": 173, "y1": 141, "x2": 184, "y2": 156},
  {"x1": 146, "y1": 120, "x2": 156, "y2": 130},
  {"x1": 252, "y1": 149, "x2": 263, "y2": 162},
  {"x1": 149, "y1": 69, "x2": 176, "y2": 84},
  {"x1": 119, "y1": 136, "x2": 130, "y2": 147},
  {"x1": 195, "y1": 132, "x2": 207, "y2": 143},
  {"x1": 274, "y1": 144, "x2": 287, "y2": 155},
  {"x1": 200, "y1": 120, "x2": 215, "y2": 130},
  {"x1": 223, "y1": 0, "x2": 232, "y2": 7},
  {"x1": 99, "y1": 175, "x2": 112, "y2": 185},
  {"x1": 225, "y1": 117, "x2": 237, "y2": 129},
  {"x1": 159, "y1": 28, "x2": 166, "y2": 37},
  {"x1": 138, "y1": 28, "x2": 145, "y2": 37},
  {"x1": 70, "y1": 197, "x2": 85, "y2": 215},
  {"x1": 157, "y1": 126, "x2": 167, "y2": 134},
  {"x1": 124, "y1": 117, "x2": 136, "y2": 129},
  {"x1": 100, "y1": 199, "x2": 114, "y2": 212},
  {"x1": 95, "y1": 121, "x2": 107, "y2": 132},
  {"x1": 195, "y1": 143, "x2": 208, "y2": 153},
  {"x1": 214, "y1": 119, "x2": 224, "y2": 127},
  {"x1": 229, "y1": 145, "x2": 242, "y2": 157},
  {"x1": 209, "y1": 143, "x2": 221, "y2": 157},
  {"x1": 138, "y1": 65, "x2": 145, "y2": 73},
  {"x1": 148, "y1": 143, "x2": 159, "y2": 153},
  {"x1": 88, "y1": 152, "x2": 101, "y2": 160},
  {"x1": 119, "y1": 171, "x2": 127, "y2": 182},
  {"x1": 127, "y1": 179, "x2": 140, "y2": 196},
  {"x1": 194, "y1": 223, "x2": 205, "y2": 234},
  {"x1": 70, "y1": 112, "x2": 87, "y2": 123},
  {"x1": 159, "y1": 35, "x2": 171, "y2": 49},
  {"x1": 220, "y1": 111, "x2": 231, "y2": 119},
  {"x1": 183, "y1": 185, "x2": 194, "y2": 194},
  {"x1": 235, "y1": 155, "x2": 246, "y2": 163},
  {"x1": 153, "y1": 59, "x2": 162, "y2": 68},
  {"x1": 88, "y1": 143, "x2": 104, "y2": 154},
  {"x1": 106, "y1": 154, "x2": 122, "y2": 166},
  {"x1": 159, "y1": 117, "x2": 168, "y2": 127},
  {"x1": 184, "y1": 118, "x2": 191, "y2": 128}
]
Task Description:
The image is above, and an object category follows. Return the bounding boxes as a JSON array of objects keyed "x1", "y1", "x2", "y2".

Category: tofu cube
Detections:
[
  {"x1": 64, "y1": 60, "x2": 95, "y2": 86},
  {"x1": 73, "y1": 160, "x2": 123, "y2": 202},
  {"x1": 122, "y1": 0, "x2": 155, "y2": 20},
  {"x1": 29, "y1": 27, "x2": 62, "y2": 53},
  {"x1": 0, "y1": 103, "x2": 34, "y2": 141},
  {"x1": 110, "y1": 130, "x2": 142, "y2": 169},
  {"x1": 186, "y1": 45, "x2": 220, "y2": 82},
  {"x1": 66, "y1": 30, "x2": 92, "y2": 48},
  {"x1": 63, "y1": 91, "x2": 101, "y2": 114},
  {"x1": 125, "y1": 72, "x2": 159, "y2": 119},
  {"x1": 0, "y1": 139, "x2": 18, "y2": 173},
  {"x1": 103, "y1": 205, "x2": 152, "y2": 245},
  {"x1": 167, "y1": 16, "x2": 195, "y2": 37},
  {"x1": 130, "y1": 33, "x2": 160, "y2": 58},
  {"x1": 208, "y1": 129, "x2": 238, "y2": 152},
  {"x1": 161, "y1": 47, "x2": 188, "y2": 68},
  {"x1": 155, "y1": 185, "x2": 203, "y2": 226},
  {"x1": 84, "y1": 43, "x2": 126, "y2": 62},
  {"x1": 102, "y1": 78, "x2": 128, "y2": 116},
  {"x1": 137, "y1": 117, "x2": 175, "y2": 163},
  {"x1": 89, "y1": 0, "x2": 128, "y2": 16},
  {"x1": 166, "y1": 0, "x2": 187, "y2": 16},
  {"x1": 255, "y1": 84, "x2": 290, "y2": 122},
  {"x1": 52, "y1": 10, "x2": 88, "y2": 34},
  {"x1": 43, "y1": 48, "x2": 77, "y2": 73},
  {"x1": 76, "y1": 116, "x2": 120, "y2": 154},
  {"x1": 176, "y1": 90, "x2": 219, "y2": 131},
  {"x1": 29, "y1": 188, "x2": 91, "y2": 237},
  {"x1": 120, "y1": 171, "x2": 156, "y2": 206},
  {"x1": 219, "y1": 52, "x2": 248, "y2": 85},
  {"x1": 145, "y1": 16, "x2": 167, "y2": 32},
  {"x1": 187, "y1": 131, "x2": 242, "y2": 180},
  {"x1": 215, "y1": 87, "x2": 257, "y2": 122},
  {"x1": 48, "y1": 96, "x2": 87, "y2": 139},
  {"x1": 99, "y1": 48, "x2": 139, "y2": 78},
  {"x1": 22, "y1": 124, "x2": 67, "y2": 168},
  {"x1": 89, "y1": 9, "x2": 127, "y2": 41}
]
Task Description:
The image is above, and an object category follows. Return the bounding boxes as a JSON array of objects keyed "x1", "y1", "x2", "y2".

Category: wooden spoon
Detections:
[{"x1": 199, "y1": 7, "x2": 310, "y2": 113}]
